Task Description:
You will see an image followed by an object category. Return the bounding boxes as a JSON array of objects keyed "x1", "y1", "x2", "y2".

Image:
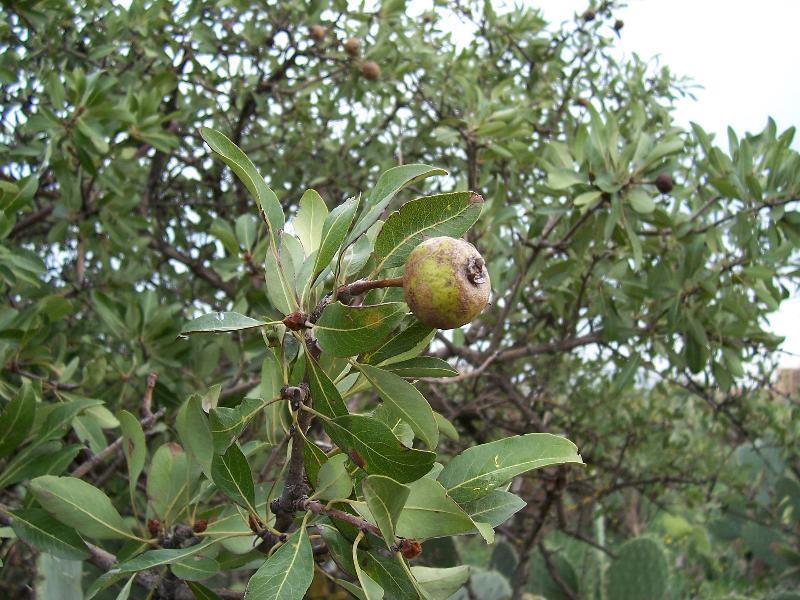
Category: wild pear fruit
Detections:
[{"x1": 403, "y1": 237, "x2": 490, "y2": 330}]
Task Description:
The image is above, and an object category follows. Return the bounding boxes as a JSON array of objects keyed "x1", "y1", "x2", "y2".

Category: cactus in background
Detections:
[
  {"x1": 526, "y1": 549, "x2": 579, "y2": 600},
  {"x1": 490, "y1": 540, "x2": 520, "y2": 581},
  {"x1": 606, "y1": 537, "x2": 669, "y2": 600}
]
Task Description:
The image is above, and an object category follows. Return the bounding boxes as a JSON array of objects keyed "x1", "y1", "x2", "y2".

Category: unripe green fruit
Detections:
[{"x1": 403, "y1": 237, "x2": 490, "y2": 330}]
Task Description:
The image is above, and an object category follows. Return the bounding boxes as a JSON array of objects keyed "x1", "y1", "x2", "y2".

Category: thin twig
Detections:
[
  {"x1": 71, "y1": 407, "x2": 165, "y2": 479},
  {"x1": 71, "y1": 373, "x2": 162, "y2": 478},
  {"x1": 305, "y1": 500, "x2": 383, "y2": 540}
]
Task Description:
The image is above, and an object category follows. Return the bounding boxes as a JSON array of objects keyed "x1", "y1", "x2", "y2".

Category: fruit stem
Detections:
[
  {"x1": 309, "y1": 277, "x2": 404, "y2": 323},
  {"x1": 337, "y1": 276, "x2": 403, "y2": 296}
]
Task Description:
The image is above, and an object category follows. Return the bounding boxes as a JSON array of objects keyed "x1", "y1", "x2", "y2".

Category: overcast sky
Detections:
[{"x1": 529, "y1": 0, "x2": 800, "y2": 367}]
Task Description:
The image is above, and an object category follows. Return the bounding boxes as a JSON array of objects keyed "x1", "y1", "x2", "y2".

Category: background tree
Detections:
[{"x1": 1, "y1": 1, "x2": 799, "y2": 599}]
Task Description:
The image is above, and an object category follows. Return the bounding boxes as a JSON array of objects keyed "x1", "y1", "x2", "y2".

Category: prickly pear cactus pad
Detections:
[{"x1": 606, "y1": 537, "x2": 669, "y2": 600}]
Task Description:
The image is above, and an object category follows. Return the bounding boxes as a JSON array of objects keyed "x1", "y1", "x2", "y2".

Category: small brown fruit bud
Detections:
[
  {"x1": 147, "y1": 519, "x2": 161, "y2": 536},
  {"x1": 309, "y1": 24, "x2": 326, "y2": 42},
  {"x1": 655, "y1": 173, "x2": 674, "y2": 194},
  {"x1": 398, "y1": 539, "x2": 423, "y2": 559},
  {"x1": 283, "y1": 311, "x2": 309, "y2": 330},
  {"x1": 343, "y1": 38, "x2": 360, "y2": 57},
  {"x1": 583, "y1": 9, "x2": 596, "y2": 22},
  {"x1": 192, "y1": 519, "x2": 208, "y2": 533},
  {"x1": 360, "y1": 61, "x2": 381, "y2": 81},
  {"x1": 614, "y1": 19, "x2": 624, "y2": 31}
]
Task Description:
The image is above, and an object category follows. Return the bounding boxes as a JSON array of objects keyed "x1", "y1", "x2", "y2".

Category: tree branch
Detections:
[
  {"x1": 71, "y1": 407, "x2": 165, "y2": 478},
  {"x1": 271, "y1": 384, "x2": 311, "y2": 531},
  {"x1": 72, "y1": 373, "x2": 163, "y2": 478},
  {"x1": 9, "y1": 204, "x2": 54, "y2": 239},
  {"x1": 85, "y1": 542, "x2": 243, "y2": 600},
  {"x1": 305, "y1": 499, "x2": 383, "y2": 540},
  {"x1": 150, "y1": 237, "x2": 236, "y2": 297}
]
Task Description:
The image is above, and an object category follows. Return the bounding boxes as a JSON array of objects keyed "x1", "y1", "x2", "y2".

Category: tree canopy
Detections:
[{"x1": 1, "y1": 1, "x2": 799, "y2": 599}]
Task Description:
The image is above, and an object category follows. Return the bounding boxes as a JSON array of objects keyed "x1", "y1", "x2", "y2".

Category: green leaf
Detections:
[
  {"x1": 642, "y1": 136, "x2": 684, "y2": 167},
  {"x1": 30, "y1": 476, "x2": 135, "y2": 540},
  {"x1": 265, "y1": 241, "x2": 300, "y2": 314},
  {"x1": 304, "y1": 438, "x2": 328, "y2": 488},
  {"x1": 335, "y1": 579, "x2": 373, "y2": 600},
  {"x1": 245, "y1": 527, "x2": 313, "y2": 600},
  {"x1": 36, "y1": 553, "x2": 83, "y2": 600},
  {"x1": 0, "y1": 382, "x2": 35, "y2": 458},
  {"x1": 10, "y1": 508, "x2": 89, "y2": 560},
  {"x1": 460, "y1": 490, "x2": 526, "y2": 528},
  {"x1": 314, "y1": 453, "x2": 353, "y2": 501},
  {"x1": 209, "y1": 397, "x2": 264, "y2": 454},
  {"x1": 261, "y1": 350, "x2": 289, "y2": 445},
  {"x1": 438, "y1": 433, "x2": 583, "y2": 503},
  {"x1": 355, "y1": 557, "x2": 385, "y2": 600},
  {"x1": 0, "y1": 444, "x2": 82, "y2": 487},
  {"x1": 372, "y1": 405, "x2": 415, "y2": 447},
  {"x1": 356, "y1": 363, "x2": 439, "y2": 449},
  {"x1": 362, "y1": 475, "x2": 410, "y2": 548},
  {"x1": 318, "y1": 523, "x2": 356, "y2": 574},
  {"x1": 315, "y1": 302, "x2": 407, "y2": 357},
  {"x1": 360, "y1": 551, "x2": 418, "y2": 600},
  {"x1": 187, "y1": 582, "x2": 224, "y2": 600},
  {"x1": 117, "y1": 410, "x2": 146, "y2": 500},
  {"x1": 176, "y1": 394, "x2": 214, "y2": 477},
  {"x1": 305, "y1": 350, "x2": 349, "y2": 420},
  {"x1": 364, "y1": 321, "x2": 435, "y2": 365},
  {"x1": 627, "y1": 188, "x2": 655, "y2": 214},
  {"x1": 348, "y1": 164, "x2": 447, "y2": 246},
  {"x1": 383, "y1": 357, "x2": 458, "y2": 378},
  {"x1": 180, "y1": 312, "x2": 267, "y2": 336},
  {"x1": 85, "y1": 572, "x2": 130, "y2": 600},
  {"x1": 294, "y1": 189, "x2": 329, "y2": 255},
  {"x1": 211, "y1": 444, "x2": 256, "y2": 513},
  {"x1": 235, "y1": 214, "x2": 258, "y2": 251},
  {"x1": 574, "y1": 190, "x2": 602, "y2": 207},
  {"x1": 171, "y1": 556, "x2": 220, "y2": 581},
  {"x1": 326, "y1": 415, "x2": 436, "y2": 483},
  {"x1": 623, "y1": 216, "x2": 643, "y2": 269},
  {"x1": 204, "y1": 500, "x2": 268, "y2": 555},
  {"x1": 199, "y1": 127, "x2": 284, "y2": 248},
  {"x1": 38, "y1": 399, "x2": 103, "y2": 443},
  {"x1": 373, "y1": 192, "x2": 482, "y2": 271},
  {"x1": 311, "y1": 195, "x2": 359, "y2": 282},
  {"x1": 412, "y1": 566, "x2": 471, "y2": 600},
  {"x1": 77, "y1": 118, "x2": 109, "y2": 153},
  {"x1": 433, "y1": 412, "x2": 459, "y2": 441},
  {"x1": 359, "y1": 477, "x2": 477, "y2": 540},
  {"x1": 118, "y1": 540, "x2": 217, "y2": 572},
  {"x1": 114, "y1": 576, "x2": 135, "y2": 600},
  {"x1": 547, "y1": 169, "x2": 584, "y2": 190},
  {"x1": 147, "y1": 443, "x2": 191, "y2": 525}
]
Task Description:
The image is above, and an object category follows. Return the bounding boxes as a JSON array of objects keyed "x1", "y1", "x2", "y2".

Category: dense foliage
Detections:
[{"x1": 1, "y1": 1, "x2": 799, "y2": 599}]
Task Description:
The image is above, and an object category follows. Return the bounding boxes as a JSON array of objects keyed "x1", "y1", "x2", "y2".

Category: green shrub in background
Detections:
[{"x1": 1, "y1": 0, "x2": 798, "y2": 598}]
